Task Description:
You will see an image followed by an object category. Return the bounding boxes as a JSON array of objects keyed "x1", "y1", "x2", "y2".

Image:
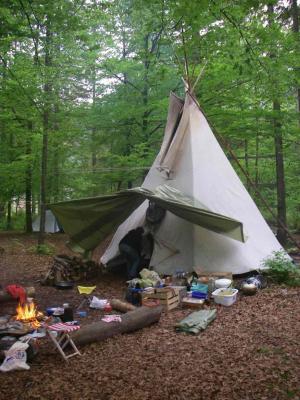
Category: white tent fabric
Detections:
[
  {"x1": 101, "y1": 92, "x2": 284, "y2": 275},
  {"x1": 32, "y1": 210, "x2": 60, "y2": 233}
]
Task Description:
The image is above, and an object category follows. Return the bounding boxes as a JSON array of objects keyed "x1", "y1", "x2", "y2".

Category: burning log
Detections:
[
  {"x1": 15, "y1": 301, "x2": 43, "y2": 329},
  {"x1": 72, "y1": 305, "x2": 162, "y2": 347},
  {"x1": 0, "y1": 287, "x2": 35, "y2": 303}
]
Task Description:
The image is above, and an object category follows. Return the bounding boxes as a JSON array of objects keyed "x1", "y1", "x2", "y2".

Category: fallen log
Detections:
[
  {"x1": 110, "y1": 299, "x2": 136, "y2": 313},
  {"x1": 72, "y1": 305, "x2": 162, "y2": 347},
  {"x1": 0, "y1": 287, "x2": 35, "y2": 303}
]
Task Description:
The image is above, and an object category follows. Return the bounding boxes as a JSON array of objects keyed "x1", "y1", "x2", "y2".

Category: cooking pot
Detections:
[
  {"x1": 55, "y1": 281, "x2": 74, "y2": 290},
  {"x1": 241, "y1": 282, "x2": 257, "y2": 295}
]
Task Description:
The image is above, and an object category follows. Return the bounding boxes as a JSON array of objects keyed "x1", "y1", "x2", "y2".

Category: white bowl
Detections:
[{"x1": 215, "y1": 278, "x2": 232, "y2": 289}]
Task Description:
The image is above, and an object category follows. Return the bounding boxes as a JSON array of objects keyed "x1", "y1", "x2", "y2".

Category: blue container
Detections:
[
  {"x1": 76, "y1": 311, "x2": 87, "y2": 318},
  {"x1": 191, "y1": 291, "x2": 208, "y2": 300},
  {"x1": 191, "y1": 283, "x2": 208, "y2": 293},
  {"x1": 46, "y1": 307, "x2": 57, "y2": 316}
]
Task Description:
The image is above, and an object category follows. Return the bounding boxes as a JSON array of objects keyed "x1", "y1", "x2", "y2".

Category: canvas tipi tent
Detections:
[
  {"x1": 50, "y1": 92, "x2": 285, "y2": 275},
  {"x1": 100, "y1": 92, "x2": 284, "y2": 275},
  {"x1": 32, "y1": 209, "x2": 60, "y2": 233}
]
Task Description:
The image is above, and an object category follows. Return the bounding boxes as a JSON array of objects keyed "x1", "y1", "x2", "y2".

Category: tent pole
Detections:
[
  {"x1": 181, "y1": 24, "x2": 190, "y2": 90},
  {"x1": 189, "y1": 92, "x2": 300, "y2": 250},
  {"x1": 191, "y1": 61, "x2": 208, "y2": 94}
]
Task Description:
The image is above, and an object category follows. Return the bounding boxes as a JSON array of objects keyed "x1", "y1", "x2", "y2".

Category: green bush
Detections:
[
  {"x1": 29, "y1": 243, "x2": 55, "y2": 256},
  {"x1": 261, "y1": 251, "x2": 300, "y2": 286}
]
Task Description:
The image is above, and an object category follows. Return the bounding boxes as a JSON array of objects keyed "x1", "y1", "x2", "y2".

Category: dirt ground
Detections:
[{"x1": 0, "y1": 232, "x2": 299, "y2": 400}]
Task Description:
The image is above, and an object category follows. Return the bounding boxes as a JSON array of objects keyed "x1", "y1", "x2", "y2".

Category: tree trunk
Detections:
[
  {"x1": 142, "y1": 34, "x2": 150, "y2": 140},
  {"x1": 72, "y1": 306, "x2": 162, "y2": 347},
  {"x1": 25, "y1": 122, "x2": 33, "y2": 233},
  {"x1": 291, "y1": 0, "x2": 300, "y2": 119},
  {"x1": 91, "y1": 64, "x2": 97, "y2": 196},
  {"x1": 6, "y1": 201, "x2": 12, "y2": 230},
  {"x1": 255, "y1": 132, "x2": 259, "y2": 187},
  {"x1": 244, "y1": 139, "x2": 250, "y2": 190},
  {"x1": 268, "y1": 4, "x2": 287, "y2": 244},
  {"x1": 38, "y1": 17, "x2": 52, "y2": 245},
  {"x1": 0, "y1": 204, "x2": 5, "y2": 220},
  {"x1": 273, "y1": 99, "x2": 287, "y2": 244}
]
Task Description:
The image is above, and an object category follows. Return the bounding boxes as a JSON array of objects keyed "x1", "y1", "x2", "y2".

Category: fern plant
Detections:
[{"x1": 261, "y1": 251, "x2": 300, "y2": 286}]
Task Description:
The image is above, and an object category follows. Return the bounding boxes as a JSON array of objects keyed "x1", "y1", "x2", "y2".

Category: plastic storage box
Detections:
[{"x1": 212, "y1": 288, "x2": 238, "y2": 306}]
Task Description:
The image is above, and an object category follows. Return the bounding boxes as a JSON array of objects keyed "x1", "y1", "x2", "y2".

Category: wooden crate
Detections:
[
  {"x1": 181, "y1": 296, "x2": 205, "y2": 309},
  {"x1": 141, "y1": 288, "x2": 179, "y2": 312}
]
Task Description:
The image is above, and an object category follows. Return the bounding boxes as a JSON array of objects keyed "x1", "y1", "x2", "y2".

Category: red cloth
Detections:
[
  {"x1": 6, "y1": 285, "x2": 27, "y2": 304},
  {"x1": 48, "y1": 323, "x2": 80, "y2": 333}
]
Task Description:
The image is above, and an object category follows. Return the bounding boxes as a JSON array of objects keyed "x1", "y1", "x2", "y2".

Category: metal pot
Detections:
[
  {"x1": 55, "y1": 281, "x2": 74, "y2": 290},
  {"x1": 241, "y1": 282, "x2": 257, "y2": 295}
]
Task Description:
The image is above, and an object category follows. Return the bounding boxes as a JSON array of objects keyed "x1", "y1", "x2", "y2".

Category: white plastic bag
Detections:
[
  {"x1": 89, "y1": 296, "x2": 108, "y2": 309},
  {"x1": 0, "y1": 341, "x2": 30, "y2": 372}
]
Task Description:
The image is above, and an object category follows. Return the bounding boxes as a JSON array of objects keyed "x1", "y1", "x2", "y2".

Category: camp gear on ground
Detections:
[
  {"x1": 76, "y1": 311, "x2": 87, "y2": 318},
  {"x1": 77, "y1": 286, "x2": 96, "y2": 310},
  {"x1": 5, "y1": 285, "x2": 26, "y2": 304},
  {"x1": 214, "y1": 278, "x2": 232, "y2": 289},
  {"x1": 240, "y1": 283, "x2": 258, "y2": 295},
  {"x1": 246, "y1": 275, "x2": 267, "y2": 289},
  {"x1": 46, "y1": 322, "x2": 81, "y2": 361},
  {"x1": 139, "y1": 268, "x2": 162, "y2": 286},
  {"x1": 175, "y1": 309, "x2": 217, "y2": 334},
  {"x1": 55, "y1": 281, "x2": 74, "y2": 290},
  {"x1": 101, "y1": 315, "x2": 122, "y2": 323},
  {"x1": 142, "y1": 298, "x2": 160, "y2": 308},
  {"x1": 191, "y1": 291, "x2": 207, "y2": 300},
  {"x1": 182, "y1": 297, "x2": 205, "y2": 309},
  {"x1": 46, "y1": 307, "x2": 57, "y2": 316},
  {"x1": 0, "y1": 341, "x2": 30, "y2": 372},
  {"x1": 61, "y1": 304, "x2": 74, "y2": 322},
  {"x1": 89, "y1": 296, "x2": 109, "y2": 309},
  {"x1": 212, "y1": 288, "x2": 238, "y2": 306},
  {"x1": 190, "y1": 283, "x2": 208, "y2": 296},
  {"x1": 53, "y1": 307, "x2": 64, "y2": 316},
  {"x1": 77, "y1": 286, "x2": 96, "y2": 295},
  {"x1": 141, "y1": 287, "x2": 180, "y2": 311},
  {"x1": 125, "y1": 288, "x2": 143, "y2": 306}
]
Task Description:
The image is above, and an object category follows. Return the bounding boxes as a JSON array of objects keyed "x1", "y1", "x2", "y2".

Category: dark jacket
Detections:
[{"x1": 119, "y1": 228, "x2": 144, "y2": 255}]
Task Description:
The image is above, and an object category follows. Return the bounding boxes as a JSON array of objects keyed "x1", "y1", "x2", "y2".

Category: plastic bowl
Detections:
[{"x1": 215, "y1": 278, "x2": 232, "y2": 289}]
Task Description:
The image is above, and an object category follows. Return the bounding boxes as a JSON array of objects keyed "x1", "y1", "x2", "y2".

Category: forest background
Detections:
[{"x1": 0, "y1": 0, "x2": 299, "y2": 247}]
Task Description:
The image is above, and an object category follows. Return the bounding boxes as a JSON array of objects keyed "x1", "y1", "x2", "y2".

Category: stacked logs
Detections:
[{"x1": 41, "y1": 254, "x2": 100, "y2": 285}]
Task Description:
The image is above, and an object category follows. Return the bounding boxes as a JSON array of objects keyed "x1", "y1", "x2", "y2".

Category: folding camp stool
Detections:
[{"x1": 47, "y1": 322, "x2": 81, "y2": 361}]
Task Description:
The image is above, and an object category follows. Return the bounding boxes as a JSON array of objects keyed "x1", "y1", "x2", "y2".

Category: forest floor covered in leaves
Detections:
[{"x1": 0, "y1": 232, "x2": 299, "y2": 400}]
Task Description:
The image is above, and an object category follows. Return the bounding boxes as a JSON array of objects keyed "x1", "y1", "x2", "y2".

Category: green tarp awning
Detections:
[{"x1": 49, "y1": 185, "x2": 245, "y2": 253}]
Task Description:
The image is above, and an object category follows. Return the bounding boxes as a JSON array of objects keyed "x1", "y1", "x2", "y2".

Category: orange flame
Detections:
[{"x1": 16, "y1": 302, "x2": 42, "y2": 328}]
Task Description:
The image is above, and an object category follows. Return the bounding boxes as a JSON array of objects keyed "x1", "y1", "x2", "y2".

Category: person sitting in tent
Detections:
[
  {"x1": 119, "y1": 227, "x2": 144, "y2": 279},
  {"x1": 140, "y1": 231, "x2": 154, "y2": 268},
  {"x1": 146, "y1": 201, "x2": 166, "y2": 230}
]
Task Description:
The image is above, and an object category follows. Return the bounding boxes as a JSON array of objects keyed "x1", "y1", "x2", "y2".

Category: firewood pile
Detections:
[{"x1": 41, "y1": 254, "x2": 100, "y2": 285}]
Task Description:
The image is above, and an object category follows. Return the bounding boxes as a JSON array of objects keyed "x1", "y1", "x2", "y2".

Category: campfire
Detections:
[{"x1": 15, "y1": 301, "x2": 43, "y2": 329}]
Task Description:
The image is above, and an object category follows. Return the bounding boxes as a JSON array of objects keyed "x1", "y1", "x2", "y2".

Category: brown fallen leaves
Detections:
[{"x1": 0, "y1": 232, "x2": 299, "y2": 400}]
